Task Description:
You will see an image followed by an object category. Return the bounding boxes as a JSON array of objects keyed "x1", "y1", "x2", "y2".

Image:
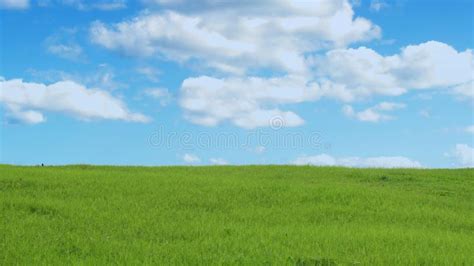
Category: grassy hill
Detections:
[{"x1": 1, "y1": 165, "x2": 473, "y2": 265}]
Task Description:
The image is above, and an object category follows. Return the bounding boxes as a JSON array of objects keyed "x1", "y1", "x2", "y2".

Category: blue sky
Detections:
[{"x1": 0, "y1": 0, "x2": 473, "y2": 167}]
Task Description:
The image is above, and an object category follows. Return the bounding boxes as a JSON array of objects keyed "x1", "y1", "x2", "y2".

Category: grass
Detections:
[{"x1": 1, "y1": 164, "x2": 473, "y2": 265}]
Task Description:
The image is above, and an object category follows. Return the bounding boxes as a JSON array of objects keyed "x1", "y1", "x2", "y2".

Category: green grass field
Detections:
[{"x1": 1, "y1": 165, "x2": 473, "y2": 265}]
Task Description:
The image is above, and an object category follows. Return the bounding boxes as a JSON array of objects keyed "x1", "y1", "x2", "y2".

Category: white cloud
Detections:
[
  {"x1": 142, "y1": 0, "x2": 348, "y2": 17},
  {"x1": 88, "y1": 2, "x2": 471, "y2": 130},
  {"x1": 292, "y1": 153, "x2": 422, "y2": 168},
  {"x1": 179, "y1": 75, "x2": 315, "y2": 128},
  {"x1": 136, "y1": 66, "x2": 161, "y2": 82},
  {"x1": 452, "y1": 81, "x2": 474, "y2": 101},
  {"x1": 343, "y1": 102, "x2": 405, "y2": 122},
  {"x1": 209, "y1": 158, "x2": 228, "y2": 165},
  {"x1": 91, "y1": 0, "x2": 126, "y2": 10},
  {"x1": 370, "y1": 0, "x2": 388, "y2": 11},
  {"x1": 47, "y1": 44, "x2": 83, "y2": 61},
  {"x1": 44, "y1": 28, "x2": 84, "y2": 62},
  {"x1": 0, "y1": 78, "x2": 149, "y2": 124},
  {"x1": 90, "y1": 1, "x2": 380, "y2": 74},
  {"x1": 26, "y1": 65, "x2": 124, "y2": 91},
  {"x1": 313, "y1": 41, "x2": 473, "y2": 102},
  {"x1": 5, "y1": 105, "x2": 46, "y2": 124},
  {"x1": 351, "y1": 0, "x2": 361, "y2": 7},
  {"x1": 144, "y1": 88, "x2": 172, "y2": 106},
  {"x1": 466, "y1": 125, "x2": 474, "y2": 134},
  {"x1": 40, "y1": 0, "x2": 126, "y2": 10},
  {"x1": 447, "y1": 144, "x2": 474, "y2": 168},
  {"x1": 183, "y1": 153, "x2": 200, "y2": 163},
  {"x1": 80, "y1": 64, "x2": 126, "y2": 91},
  {"x1": 0, "y1": 0, "x2": 29, "y2": 9}
]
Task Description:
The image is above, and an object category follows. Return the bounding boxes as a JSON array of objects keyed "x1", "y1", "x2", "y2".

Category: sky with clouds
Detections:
[{"x1": 0, "y1": 0, "x2": 473, "y2": 168}]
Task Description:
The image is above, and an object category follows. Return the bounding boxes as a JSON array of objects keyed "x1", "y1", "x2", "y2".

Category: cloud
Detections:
[
  {"x1": 136, "y1": 66, "x2": 161, "y2": 82},
  {"x1": 87, "y1": 2, "x2": 470, "y2": 130},
  {"x1": 39, "y1": 0, "x2": 126, "y2": 10},
  {"x1": 47, "y1": 44, "x2": 83, "y2": 61},
  {"x1": 0, "y1": 78, "x2": 150, "y2": 124},
  {"x1": 370, "y1": 0, "x2": 388, "y2": 11},
  {"x1": 446, "y1": 144, "x2": 474, "y2": 168},
  {"x1": 0, "y1": 0, "x2": 29, "y2": 9},
  {"x1": 452, "y1": 81, "x2": 474, "y2": 101},
  {"x1": 44, "y1": 28, "x2": 85, "y2": 61},
  {"x1": 4, "y1": 105, "x2": 46, "y2": 124},
  {"x1": 144, "y1": 88, "x2": 172, "y2": 106},
  {"x1": 466, "y1": 125, "x2": 474, "y2": 134},
  {"x1": 312, "y1": 41, "x2": 473, "y2": 102},
  {"x1": 292, "y1": 153, "x2": 422, "y2": 168},
  {"x1": 209, "y1": 158, "x2": 228, "y2": 165},
  {"x1": 183, "y1": 153, "x2": 200, "y2": 163},
  {"x1": 28, "y1": 65, "x2": 125, "y2": 91},
  {"x1": 90, "y1": 0, "x2": 380, "y2": 74},
  {"x1": 343, "y1": 102, "x2": 405, "y2": 122},
  {"x1": 350, "y1": 0, "x2": 362, "y2": 7},
  {"x1": 142, "y1": 0, "x2": 348, "y2": 16},
  {"x1": 174, "y1": 41, "x2": 471, "y2": 129},
  {"x1": 91, "y1": 0, "x2": 126, "y2": 10},
  {"x1": 179, "y1": 75, "x2": 315, "y2": 128}
]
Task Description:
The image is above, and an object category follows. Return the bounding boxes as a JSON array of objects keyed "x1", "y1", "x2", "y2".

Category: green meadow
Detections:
[{"x1": 1, "y1": 165, "x2": 473, "y2": 265}]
